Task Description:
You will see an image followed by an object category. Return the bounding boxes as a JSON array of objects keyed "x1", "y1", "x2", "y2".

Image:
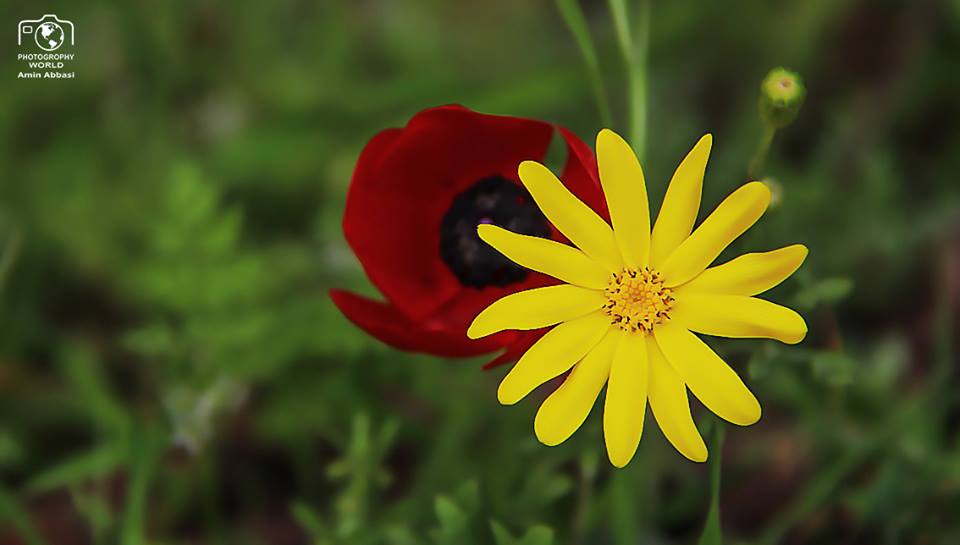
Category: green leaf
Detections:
[
  {"x1": 382, "y1": 525, "x2": 420, "y2": 545},
  {"x1": 122, "y1": 323, "x2": 176, "y2": 359},
  {"x1": 793, "y1": 277, "x2": 854, "y2": 310},
  {"x1": 490, "y1": 520, "x2": 516, "y2": 545},
  {"x1": 520, "y1": 525, "x2": 554, "y2": 545},
  {"x1": 538, "y1": 474, "x2": 573, "y2": 505},
  {"x1": 26, "y1": 444, "x2": 125, "y2": 493},
  {"x1": 454, "y1": 480, "x2": 480, "y2": 513},
  {"x1": 811, "y1": 351, "x2": 855, "y2": 387},
  {"x1": 434, "y1": 496, "x2": 467, "y2": 534},
  {"x1": 59, "y1": 344, "x2": 130, "y2": 435},
  {"x1": 490, "y1": 521, "x2": 554, "y2": 545},
  {"x1": 291, "y1": 501, "x2": 328, "y2": 541}
]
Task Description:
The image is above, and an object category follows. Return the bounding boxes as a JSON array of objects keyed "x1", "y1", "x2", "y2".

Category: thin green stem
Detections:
[
  {"x1": 748, "y1": 124, "x2": 777, "y2": 179},
  {"x1": 121, "y1": 426, "x2": 161, "y2": 545},
  {"x1": 607, "y1": 0, "x2": 649, "y2": 158},
  {"x1": 554, "y1": 0, "x2": 612, "y2": 127},
  {"x1": 69, "y1": 483, "x2": 111, "y2": 545},
  {"x1": 697, "y1": 422, "x2": 726, "y2": 545},
  {"x1": 567, "y1": 451, "x2": 597, "y2": 545},
  {"x1": 632, "y1": 0, "x2": 649, "y2": 160},
  {"x1": 607, "y1": 0, "x2": 633, "y2": 68},
  {"x1": 609, "y1": 471, "x2": 639, "y2": 545}
]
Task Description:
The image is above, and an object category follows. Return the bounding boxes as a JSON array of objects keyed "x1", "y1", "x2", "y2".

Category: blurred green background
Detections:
[{"x1": 1, "y1": 0, "x2": 959, "y2": 544}]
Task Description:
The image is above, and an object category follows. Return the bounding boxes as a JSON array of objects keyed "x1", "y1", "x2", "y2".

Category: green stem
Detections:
[
  {"x1": 554, "y1": 0, "x2": 612, "y2": 127},
  {"x1": 609, "y1": 471, "x2": 639, "y2": 545},
  {"x1": 748, "y1": 124, "x2": 777, "y2": 179},
  {"x1": 121, "y1": 426, "x2": 162, "y2": 545},
  {"x1": 697, "y1": 422, "x2": 726, "y2": 545},
  {"x1": 607, "y1": 0, "x2": 649, "y2": 158},
  {"x1": 632, "y1": 0, "x2": 649, "y2": 160},
  {"x1": 568, "y1": 451, "x2": 597, "y2": 545}
]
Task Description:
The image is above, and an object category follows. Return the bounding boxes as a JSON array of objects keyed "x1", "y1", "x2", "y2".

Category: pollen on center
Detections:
[{"x1": 603, "y1": 267, "x2": 674, "y2": 335}]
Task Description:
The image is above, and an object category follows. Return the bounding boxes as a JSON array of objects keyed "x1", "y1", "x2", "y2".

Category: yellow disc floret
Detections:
[{"x1": 603, "y1": 267, "x2": 673, "y2": 334}]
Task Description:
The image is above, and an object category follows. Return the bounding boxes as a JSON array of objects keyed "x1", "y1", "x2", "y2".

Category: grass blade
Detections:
[{"x1": 554, "y1": 0, "x2": 612, "y2": 126}]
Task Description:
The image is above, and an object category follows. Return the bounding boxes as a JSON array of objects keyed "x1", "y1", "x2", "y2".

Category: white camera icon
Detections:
[{"x1": 18, "y1": 14, "x2": 74, "y2": 52}]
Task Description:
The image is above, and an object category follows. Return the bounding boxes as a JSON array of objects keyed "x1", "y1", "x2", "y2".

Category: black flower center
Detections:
[{"x1": 440, "y1": 176, "x2": 550, "y2": 288}]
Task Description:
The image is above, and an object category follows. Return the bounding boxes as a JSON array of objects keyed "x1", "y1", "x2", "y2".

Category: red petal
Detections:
[
  {"x1": 558, "y1": 126, "x2": 609, "y2": 221},
  {"x1": 431, "y1": 269, "x2": 558, "y2": 336},
  {"x1": 330, "y1": 289, "x2": 516, "y2": 357},
  {"x1": 343, "y1": 106, "x2": 555, "y2": 322},
  {"x1": 483, "y1": 328, "x2": 549, "y2": 369}
]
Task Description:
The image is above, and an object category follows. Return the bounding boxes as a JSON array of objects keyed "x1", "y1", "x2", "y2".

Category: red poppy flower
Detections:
[{"x1": 330, "y1": 105, "x2": 606, "y2": 367}]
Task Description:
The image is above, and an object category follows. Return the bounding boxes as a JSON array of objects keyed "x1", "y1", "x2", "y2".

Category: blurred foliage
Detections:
[{"x1": 0, "y1": 0, "x2": 959, "y2": 544}]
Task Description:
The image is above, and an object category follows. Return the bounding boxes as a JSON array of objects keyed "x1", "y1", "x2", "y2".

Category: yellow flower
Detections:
[{"x1": 467, "y1": 129, "x2": 808, "y2": 467}]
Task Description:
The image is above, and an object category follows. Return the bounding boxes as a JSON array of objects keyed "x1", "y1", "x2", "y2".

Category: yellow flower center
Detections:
[{"x1": 603, "y1": 267, "x2": 673, "y2": 335}]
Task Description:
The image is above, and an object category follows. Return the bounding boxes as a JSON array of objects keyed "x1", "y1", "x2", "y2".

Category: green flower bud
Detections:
[{"x1": 759, "y1": 67, "x2": 805, "y2": 129}]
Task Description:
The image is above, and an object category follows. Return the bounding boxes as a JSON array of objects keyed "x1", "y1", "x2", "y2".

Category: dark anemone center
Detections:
[{"x1": 440, "y1": 176, "x2": 550, "y2": 288}]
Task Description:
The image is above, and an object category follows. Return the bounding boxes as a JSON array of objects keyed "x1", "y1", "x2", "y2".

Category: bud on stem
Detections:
[
  {"x1": 760, "y1": 67, "x2": 806, "y2": 129},
  {"x1": 749, "y1": 67, "x2": 806, "y2": 178}
]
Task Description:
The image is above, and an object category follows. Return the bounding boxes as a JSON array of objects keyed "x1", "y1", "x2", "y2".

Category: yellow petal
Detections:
[
  {"x1": 681, "y1": 245, "x2": 808, "y2": 296},
  {"x1": 518, "y1": 161, "x2": 622, "y2": 271},
  {"x1": 498, "y1": 312, "x2": 609, "y2": 405},
  {"x1": 468, "y1": 285, "x2": 605, "y2": 339},
  {"x1": 653, "y1": 322, "x2": 760, "y2": 426},
  {"x1": 603, "y1": 331, "x2": 647, "y2": 468},
  {"x1": 534, "y1": 328, "x2": 617, "y2": 446},
  {"x1": 596, "y1": 129, "x2": 650, "y2": 268},
  {"x1": 650, "y1": 134, "x2": 712, "y2": 268},
  {"x1": 478, "y1": 224, "x2": 610, "y2": 289},
  {"x1": 671, "y1": 293, "x2": 807, "y2": 344},
  {"x1": 647, "y1": 337, "x2": 707, "y2": 462},
  {"x1": 660, "y1": 182, "x2": 771, "y2": 287}
]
